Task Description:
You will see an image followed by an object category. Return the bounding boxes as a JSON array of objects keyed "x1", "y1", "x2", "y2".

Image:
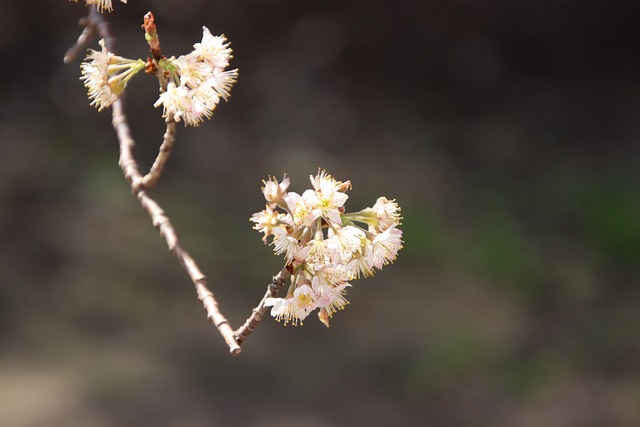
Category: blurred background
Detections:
[{"x1": 1, "y1": 0, "x2": 640, "y2": 426}]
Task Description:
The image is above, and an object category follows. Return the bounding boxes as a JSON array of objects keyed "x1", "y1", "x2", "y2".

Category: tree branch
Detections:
[
  {"x1": 64, "y1": 17, "x2": 96, "y2": 64},
  {"x1": 111, "y1": 88, "x2": 241, "y2": 355},
  {"x1": 66, "y1": 7, "x2": 282, "y2": 356}
]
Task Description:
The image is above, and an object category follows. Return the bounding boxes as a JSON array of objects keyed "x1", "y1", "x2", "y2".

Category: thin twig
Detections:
[
  {"x1": 234, "y1": 267, "x2": 290, "y2": 345},
  {"x1": 141, "y1": 118, "x2": 177, "y2": 189},
  {"x1": 64, "y1": 17, "x2": 96, "y2": 64}
]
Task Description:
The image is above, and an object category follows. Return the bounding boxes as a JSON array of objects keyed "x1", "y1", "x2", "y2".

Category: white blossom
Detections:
[
  {"x1": 207, "y1": 67, "x2": 239, "y2": 101},
  {"x1": 174, "y1": 55, "x2": 212, "y2": 89},
  {"x1": 299, "y1": 238, "x2": 331, "y2": 265},
  {"x1": 80, "y1": 39, "x2": 144, "y2": 111},
  {"x1": 264, "y1": 284, "x2": 317, "y2": 326},
  {"x1": 271, "y1": 227, "x2": 300, "y2": 262},
  {"x1": 155, "y1": 28, "x2": 238, "y2": 126},
  {"x1": 264, "y1": 297, "x2": 292, "y2": 323},
  {"x1": 325, "y1": 226, "x2": 366, "y2": 264},
  {"x1": 154, "y1": 83, "x2": 191, "y2": 123},
  {"x1": 292, "y1": 192, "x2": 319, "y2": 227},
  {"x1": 308, "y1": 171, "x2": 349, "y2": 225},
  {"x1": 192, "y1": 27, "x2": 233, "y2": 69},
  {"x1": 345, "y1": 252, "x2": 375, "y2": 279}
]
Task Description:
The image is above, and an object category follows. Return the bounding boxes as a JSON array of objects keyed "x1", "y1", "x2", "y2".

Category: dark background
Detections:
[{"x1": 2, "y1": 0, "x2": 640, "y2": 426}]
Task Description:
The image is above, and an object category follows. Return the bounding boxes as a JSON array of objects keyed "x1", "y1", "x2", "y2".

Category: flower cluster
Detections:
[
  {"x1": 154, "y1": 27, "x2": 238, "y2": 126},
  {"x1": 251, "y1": 171, "x2": 403, "y2": 327},
  {"x1": 80, "y1": 27, "x2": 237, "y2": 125},
  {"x1": 70, "y1": 0, "x2": 127, "y2": 13}
]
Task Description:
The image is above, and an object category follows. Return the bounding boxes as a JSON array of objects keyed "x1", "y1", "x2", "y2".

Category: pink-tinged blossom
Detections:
[
  {"x1": 313, "y1": 280, "x2": 351, "y2": 327},
  {"x1": 292, "y1": 284, "x2": 317, "y2": 318},
  {"x1": 283, "y1": 191, "x2": 301, "y2": 215},
  {"x1": 369, "y1": 226, "x2": 403, "y2": 269},
  {"x1": 371, "y1": 197, "x2": 402, "y2": 231},
  {"x1": 251, "y1": 170, "x2": 403, "y2": 326},
  {"x1": 250, "y1": 206, "x2": 290, "y2": 243},
  {"x1": 262, "y1": 176, "x2": 290, "y2": 208},
  {"x1": 292, "y1": 192, "x2": 320, "y2": 227}
]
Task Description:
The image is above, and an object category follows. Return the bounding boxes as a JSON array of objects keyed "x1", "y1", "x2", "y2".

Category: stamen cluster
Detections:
[
  {"x1": 80, "y1": 40, "x2": 145, "y2": 111},
  {"x1": 251, "y1": 171, "x2": 403, "y2": 327}
]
